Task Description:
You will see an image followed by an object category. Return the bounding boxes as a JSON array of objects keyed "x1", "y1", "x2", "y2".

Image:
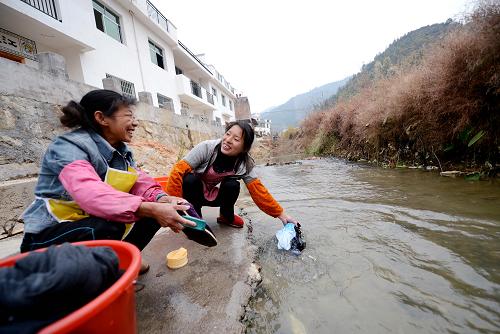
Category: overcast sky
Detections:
[{"x1": 154, "y1": 0, "x2": 473, "y2": 113}]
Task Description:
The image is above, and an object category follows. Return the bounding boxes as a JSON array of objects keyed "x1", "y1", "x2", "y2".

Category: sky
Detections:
[{"x1": 154, "y1": 0, "x2": 474, "y2": 113}]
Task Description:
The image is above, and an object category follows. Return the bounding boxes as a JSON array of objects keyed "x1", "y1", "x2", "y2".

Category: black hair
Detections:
[
  {"x1": 225, "y1": 120, "x2": 255, "y2": 173},
  {"x1": 60, "y1": 89, "x2": 137, "y2": 131}
]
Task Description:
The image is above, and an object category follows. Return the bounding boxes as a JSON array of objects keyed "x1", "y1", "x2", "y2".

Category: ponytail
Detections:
[
  {"x1": 60, "y1": 100, "x2": 88, "y2": 128},
  {"x1": 59, "y1": 89, "x2": 137, "y2": 130}
]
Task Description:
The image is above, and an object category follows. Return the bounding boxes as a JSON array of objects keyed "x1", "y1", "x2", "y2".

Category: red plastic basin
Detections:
[
  {"x1": 153, "y1": 176, "x2": 169, "y2": 192},
  {"x1": 0, "y1": 240, "x2": 141, "y2": 334}
]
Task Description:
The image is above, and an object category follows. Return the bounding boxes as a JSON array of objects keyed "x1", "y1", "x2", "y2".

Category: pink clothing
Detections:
[
  {"x1": 200, "y1": 166, "x2": 235, "y2": 201},
  {"x1": 130, "y1": 168, "x2": 165, "y2": 202},
  {"x1": 58, "y1": 160, "x2": 163, "y2": 223}
]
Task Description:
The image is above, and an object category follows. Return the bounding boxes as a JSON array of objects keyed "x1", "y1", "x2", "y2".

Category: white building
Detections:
[
  {"x1": 0, "y1": 0, "x2": 237, "y2": 124},
  {"x1": 252, "y1": 113, "x2": 271, "y2": 137}
]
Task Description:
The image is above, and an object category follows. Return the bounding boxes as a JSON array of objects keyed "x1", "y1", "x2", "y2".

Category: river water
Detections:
[{"x1": 240, "y1": 158, "x2": 500, "y2": 334}]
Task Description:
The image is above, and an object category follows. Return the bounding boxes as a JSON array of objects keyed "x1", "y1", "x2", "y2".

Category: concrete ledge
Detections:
[
  {"x1": 0, "y1": 164, "x2": 39, "y2": 182},
  {"x1": 0, "y1": 178, "x2": 36, "y2": 236},
  {"x1": 0, "y1": 234, "x2": 22, "y2": 258},
  {"x1": 0, "y1": 206, "x2": 260, "y2": 333},
  {"x1": 136, "y1": 207, "x2": 258, "y2": 333}
]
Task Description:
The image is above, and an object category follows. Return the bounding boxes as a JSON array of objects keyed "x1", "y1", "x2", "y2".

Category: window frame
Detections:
[
  {"x1": 93, "y1": 0, "x2": 123, "y2": 43},
  {"x1": 149, "y1": 39, "x2": 165, "y2": 69},
  {"x1": 157, "y1": 93, "x2": 173, "y2": 110}
]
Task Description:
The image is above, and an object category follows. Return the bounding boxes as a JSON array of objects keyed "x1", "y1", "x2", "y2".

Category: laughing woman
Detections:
[
  {"x1": 20, "y1": 89, "x2": 195, "y2": 273},
  {"x1": 166, "y1": 120, "x2": 299, "y2": 228}
]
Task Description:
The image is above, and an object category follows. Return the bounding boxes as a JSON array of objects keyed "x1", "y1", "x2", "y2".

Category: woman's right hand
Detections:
[
  {"x1": 138, "y1": 202, "x2": 196, "y2": 233},
  {"x1": 278, "y1": 212, "x2": 301, "y2": 227}
]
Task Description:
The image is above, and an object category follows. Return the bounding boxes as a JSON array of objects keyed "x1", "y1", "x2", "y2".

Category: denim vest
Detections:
[{"x1": 22, "y1": 128, "x2": 135, "y2": 234}]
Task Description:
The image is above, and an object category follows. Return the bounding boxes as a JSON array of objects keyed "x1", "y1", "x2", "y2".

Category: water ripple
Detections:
[{"x1": 245, "y1": 160, "x2": 500, "y2": 333}]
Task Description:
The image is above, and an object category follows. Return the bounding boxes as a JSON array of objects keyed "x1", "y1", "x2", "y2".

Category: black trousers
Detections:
[
  {"x1": 182, "y1": 173, "x2": 240, "y2": 221},
  {"x1": 20, "y1": 217, "x2": 161, "y2": 253}
]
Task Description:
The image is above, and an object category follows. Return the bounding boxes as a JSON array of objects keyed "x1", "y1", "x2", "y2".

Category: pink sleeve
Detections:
[
  {"x1": 129, "y1": 168, "x2": 166, "y2": 202},
  {"x1": 59, "y1": 160, "x2": 143, "y2": 223}
]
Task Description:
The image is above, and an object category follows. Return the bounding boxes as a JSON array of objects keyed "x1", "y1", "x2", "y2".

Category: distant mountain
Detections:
[
  {"x1": 260, "y1": 20, "x2": 460, "y2": 133},
  {"x1": 260, "y1": 77, "x2": 350, "y2": 132},
  {"x1": 259, "y1": 106, "x2": 276, "y2": 115},
  {"x1": 322, "y1": 20, "x2": 460, "y2": 106}
]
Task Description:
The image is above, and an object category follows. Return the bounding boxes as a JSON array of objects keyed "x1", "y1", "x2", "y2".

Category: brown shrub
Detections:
[{"x1": 300, "y1": 0, "x2": 499, "y2": 168}]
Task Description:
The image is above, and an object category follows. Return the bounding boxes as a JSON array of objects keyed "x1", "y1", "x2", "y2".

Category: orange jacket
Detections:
[{"x1": 166, "y1": 159, "x2": 283, "y2": 218}]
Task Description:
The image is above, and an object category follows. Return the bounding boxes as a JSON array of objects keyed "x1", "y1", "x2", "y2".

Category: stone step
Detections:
[{"x1": 0, "y1": 177, "x2": 36, "y2": 240}]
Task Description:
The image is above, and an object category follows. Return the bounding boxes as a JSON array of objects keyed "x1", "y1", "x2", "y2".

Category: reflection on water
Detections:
[{"x1": 242, "y1": 158, "x2": 500, "y2": 334}]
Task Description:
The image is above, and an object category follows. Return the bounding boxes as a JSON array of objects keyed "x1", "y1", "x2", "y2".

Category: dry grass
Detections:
[{"x1": 300, "y1": 1, "x2": 499, "y2": 170}]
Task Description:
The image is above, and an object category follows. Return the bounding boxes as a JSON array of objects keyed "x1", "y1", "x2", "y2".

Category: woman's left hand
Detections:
[
  {"x1": 278, "y1": 213, "x2": 300, "y2": 226},
  {"x1": 157, "y1": 195, "x2": 188, "y2": 205}
]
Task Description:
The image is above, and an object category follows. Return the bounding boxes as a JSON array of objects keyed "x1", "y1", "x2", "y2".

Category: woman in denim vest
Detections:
[{"x1": 21, "y1": 89, "x2": 195, "y2": 273}]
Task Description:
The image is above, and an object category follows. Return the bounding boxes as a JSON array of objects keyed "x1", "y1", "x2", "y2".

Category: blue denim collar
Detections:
[{"x1": 87, "y1": 128, "x2": 132, "y2": 163}]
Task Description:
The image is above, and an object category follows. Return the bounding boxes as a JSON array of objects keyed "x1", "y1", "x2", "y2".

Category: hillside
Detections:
[
  {"x1": 260, "y1": 21, "x2": 458, "y2": 134},
  {"x1": 299, "y1": 2, "x2": 500, "y2": 173},
  {"x1": 260, "y1": 77, "x2": 349, "y2": 132},
  {"x1": 321, "y1": 20, "x2": 460, "y2": 107}
]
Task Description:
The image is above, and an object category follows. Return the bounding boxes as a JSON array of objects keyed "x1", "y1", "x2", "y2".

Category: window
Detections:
[
  {"x1": 157, "y1": 93, "x2": 173, "y2": 110},
  {"x1": 212, "y1": 87, "x2": 217, "y2": 98},
  {"x1": 229, "y1": 100, "x2": 233, "y2": 111},
  {"x1": 207, "y1": 91, "x2": 214, "y2": 105},
  {"x1": 191, "y1": 80, "x2": 201, "y2": 98},
  {"x1": 93, "y1": 0, "x2": 122, "y2": 43},
  {"x1": 149, "y1": 40, "x2": 164, "y2": 69},
  {"x1": 221, "y1": 94, "x2": 226, "y2": 107},
  {"x1": 181, "y1": 102, "x2": 189, "y2": 116}
]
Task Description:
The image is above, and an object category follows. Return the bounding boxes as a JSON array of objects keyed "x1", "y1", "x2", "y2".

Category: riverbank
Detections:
[
  {"x1": 136, "y1": 206, "x2": 261, "y2": 333},
  {"x1": 268, "y1": 133, "x2": 499, "y2": 179},
  {"x1": 336, "y1": 154, "x2": 499, "y2": 180},
  {"x1": 298, "y1": 3, "x2": 499, "y2": 175},
  {"x1": 0, "y1": 206, "x2": 261, "y2": 333}
]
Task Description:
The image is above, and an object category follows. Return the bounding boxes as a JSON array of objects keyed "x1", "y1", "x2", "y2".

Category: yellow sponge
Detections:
[{"x1": 166, "y1": 247, "x2": 188, "y2": 269}]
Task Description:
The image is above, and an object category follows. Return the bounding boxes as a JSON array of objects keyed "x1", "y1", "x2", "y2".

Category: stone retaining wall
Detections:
[{"x1": 0, "y1": 53, "x2": 224, "y2": 236}]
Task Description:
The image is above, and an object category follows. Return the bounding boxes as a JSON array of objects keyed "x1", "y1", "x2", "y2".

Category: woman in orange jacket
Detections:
[{"x1": 166, "y1": 121, "x2": 299, "y2": 228}]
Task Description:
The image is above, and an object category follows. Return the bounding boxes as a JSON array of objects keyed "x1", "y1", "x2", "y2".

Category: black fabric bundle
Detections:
[
  {"x1": 0, "y1": 243, "x2": 121, "y2": 334},
  {"x1": 290, "y1": 224, "x2": 306, "y2": 254}
]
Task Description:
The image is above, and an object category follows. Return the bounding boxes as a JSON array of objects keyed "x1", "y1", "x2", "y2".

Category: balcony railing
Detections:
[
  {"x1": 146, "y1": 0, "x2": 172, "y2": 33},
  {"x1": 206, "y1": 92, "x2": 214, "y2": 105},
  {"x1": 178, "y1": 41, "x2": 213, "y2": 75},
  {"x1": 190, "y1": 80, "x2": 202, "y2": 98},
  {"x1": 21, "y1": 0, "x2": 60, "y2": 21}
]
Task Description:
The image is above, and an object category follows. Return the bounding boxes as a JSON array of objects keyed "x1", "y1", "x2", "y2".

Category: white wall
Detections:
[
  {"x1": 77, "y1": 0, "x2": 143, "y2": 92},
  {"x1": 209, "y1": 82, "x2": 236, "y2": 121},
  {"x1": 134, "y1": 20, "x2": 177, "y2": 107},
  {"x1": 57, "y1": 48, "x2": 85, "y2": 83},
  {"x1": 74, "y1": 0, "x2": 180, "y2": 111},
  {"x1": 1, "y1": 0, "x2": 238, "y2": 118},
  {"x1": 1, "y1": 0, "x2": 94, "y2": 47}
]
